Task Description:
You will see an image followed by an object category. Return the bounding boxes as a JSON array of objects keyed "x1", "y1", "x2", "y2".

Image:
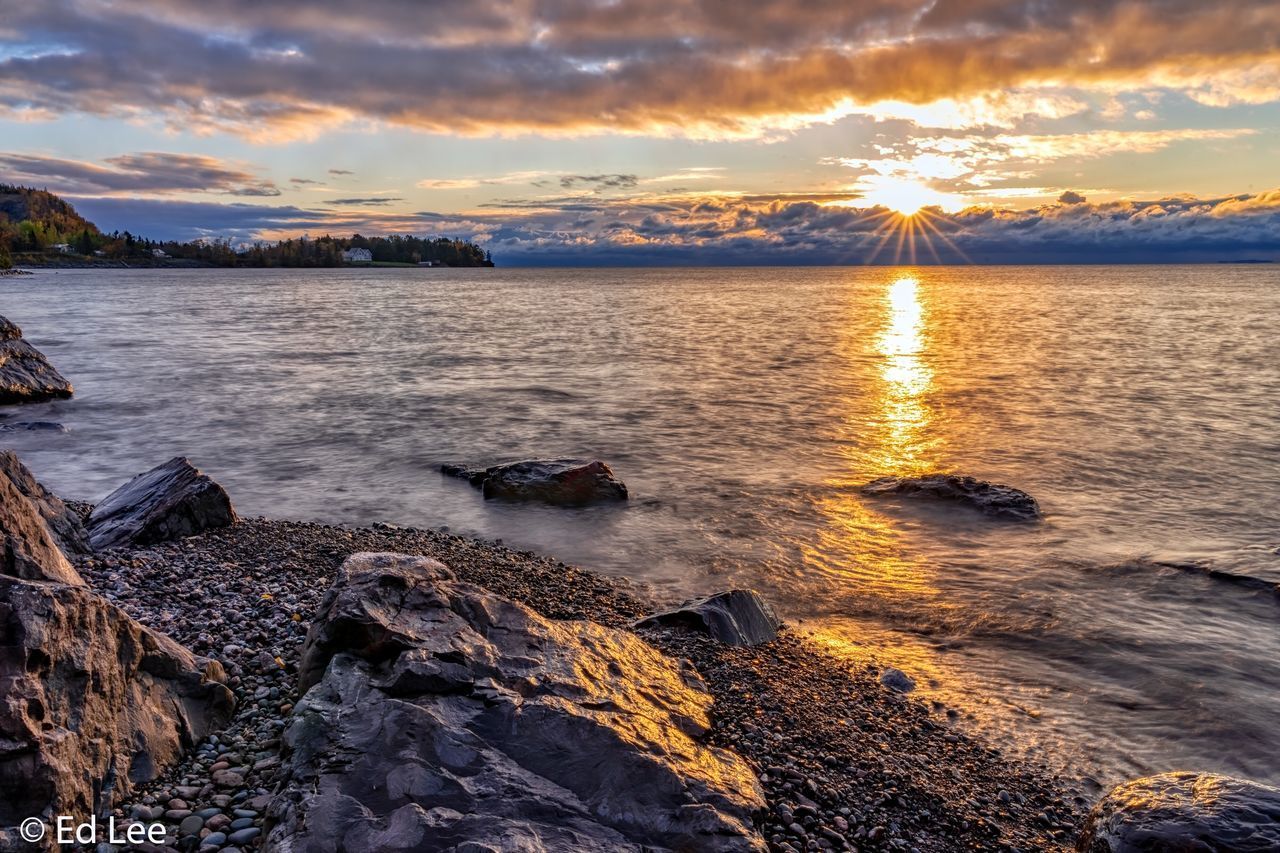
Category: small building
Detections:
[
  {"x1": 418, "y1": 259, "x2": 444, "y2": 267},
  {"x1": 51, "y1": 243, "x2": 74, "y2": 254},
  {"x1": 341, "y1": 248, "x2": 373, "y2": 263},
  {"x1": 152, "y1": 248, "x2": 168, "y2": 258}
]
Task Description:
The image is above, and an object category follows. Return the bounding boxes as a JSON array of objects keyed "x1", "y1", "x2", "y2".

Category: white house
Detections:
[
  {"x1": 152, "y1": 248, "x2": 168, "y2": 258},
  {"x1": 51, "y1": 243, "x2": 74, "y2": 254},
  {"x1": 341, "y1": 247, "x2": 373, "y2": 263}
]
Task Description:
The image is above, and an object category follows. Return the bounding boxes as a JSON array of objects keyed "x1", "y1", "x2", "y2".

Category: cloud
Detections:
[
  {"x1": 555, "y1": 174, "x2": 639, "y2": 190},
  {"x1": 68, "y1": 186, "x2": 1280, "y2": 265},
  {"x1": 290, "y1": 177, "x2": 321, "y2": 184},
  {"x1": 0, "y1": 151, "x2": 280, "y2": 196},
  {"x1": 327, "y1": 168, "x2": 353, "y2": 175},
  {"x1": 325, "y1": 196, "x2": 405, "y2": 205},
  {"x1": 1058, "y1": 191, "x2": 1087, "y2": 204},
  {"x1": 2, "y1": 1, "x2": 1278, "y2": 139}
]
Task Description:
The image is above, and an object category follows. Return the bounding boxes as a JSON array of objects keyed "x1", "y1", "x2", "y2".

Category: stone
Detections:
[
  {"x1": 861, "y1": 474, "x2": 1042, "y2": 521},
  {"x1": 1078, "y1": 771, "x2": 1280, "y2": 852},
  {"x1": 0, "y1": 449, "x2": 90, "y2": 555},
  {"x1": 635, "y1": 589, "x2": 781, "y2": 646},
  {"x1": 879, "y1": 668, "x2": 916, "y2": 693},
  {"x1": 442, "y1": 458, "x2": 628, "y2": 506},
  {"x1": 0, "y1": 451, "x2": 84, "y2": 585},
  {"x1": 87, "y1": 457, "x2": 238, "y2": 550},
  {"x1": 0, "y1": 576, "x2": 235, "y2": 843},
  {"x1": 0, "y1": 314, "x2": 73, "y2": 405},
  {"x1": 179, "y1": 815, "x2": 205, "y2": 836},
  {"x1": 268, "y1": 552, "x2": 764, "y2": 852}
]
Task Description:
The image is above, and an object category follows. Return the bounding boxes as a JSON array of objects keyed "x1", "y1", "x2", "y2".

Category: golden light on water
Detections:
[
  {"x1": 873, "y1": 275, "x2": 936, "y2": 475},
  {"x1": 798, "y1": 272, "x2": 941, "y2": 605}
]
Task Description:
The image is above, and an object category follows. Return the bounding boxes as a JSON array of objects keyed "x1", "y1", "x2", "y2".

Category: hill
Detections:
[{"x1": 0, "y1": 185, "x2": 493, "y2": 269}]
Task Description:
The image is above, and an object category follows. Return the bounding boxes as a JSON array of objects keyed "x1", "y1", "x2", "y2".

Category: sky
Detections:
[{"x1": 2, "y1": 0, "x2": 1279, "y2": 264}]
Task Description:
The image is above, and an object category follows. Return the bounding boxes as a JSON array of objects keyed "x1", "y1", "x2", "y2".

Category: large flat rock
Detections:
[
  {"x1": 87, "y1": 457, "x2": 238, "y2": 550},
  {"x1": 0, "y1": 576, "x2": 235, "y2": 846},
  {"x1": 0, "y1": 315, "x2": 73, "y2": 405},
  {"x1": 0, "y1": 451, "x2": 83, "y2": 586},
  {"x1": 268, "y1": 552, "x2": 765, "y2": 852},
  {"x1": 862, "y1": 473, "x2": 1042, "y2": 521}
]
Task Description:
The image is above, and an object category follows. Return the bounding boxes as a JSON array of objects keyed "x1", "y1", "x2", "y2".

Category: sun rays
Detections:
[{"x1": 856, "y1": 206, "x2": 974, "y2": 266}]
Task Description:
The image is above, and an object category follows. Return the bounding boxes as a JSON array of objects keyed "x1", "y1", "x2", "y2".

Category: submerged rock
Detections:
[
  {"x1": 442, "y1": 458, "x2": 629, "y2": 506},
  {"x1": 0, "y1": 314, "x2": 73, "y2": 405},
  {"x1": 0, "y1": 576, "x2": 235, "y2": 843},
  {"x1": 0, "y1": 451, "x2": 84, "y2": 585},
  {"x1": 0, "y1": 450, "x2": 89, "y2": 556},
  {"x1": 1078, "y1": 771, "x2": 1280, "y2": 852},
  {"x1": 87, "y1": 457, "x2": 238, "y2": 550},
  {"x1": 269, "y1": 552, "x2": 765, "y2": 852},
  {"x1": 862, "y1": 473, "x2": 1042, "y2": 521},
  {"x1": 880, "y1": 667, "x2": 916, "y2": 693},
  {"x1": 636, "y1": 589, "x2": 781, "y2": 646}
]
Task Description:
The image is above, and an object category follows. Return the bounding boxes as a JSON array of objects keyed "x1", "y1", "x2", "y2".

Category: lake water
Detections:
[{"x1": 4, "y1": 265, "x2": 1279, "y2": 794}]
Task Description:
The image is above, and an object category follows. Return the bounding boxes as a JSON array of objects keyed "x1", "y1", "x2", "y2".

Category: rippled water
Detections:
[{"x1": 4, "y1": 265, "x2": 1279, "y2": 792}]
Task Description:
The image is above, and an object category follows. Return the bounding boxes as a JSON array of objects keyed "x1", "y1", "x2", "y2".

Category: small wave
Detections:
[{"x1": 1151, "y1": 559, "x2": 1280, "y2": 597}]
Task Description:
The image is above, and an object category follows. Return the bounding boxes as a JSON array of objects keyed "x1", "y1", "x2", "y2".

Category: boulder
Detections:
[
  {"x1": 87, "y1": 457, "x2": 238, "y2": 550},
  {"x1": 1078, "y1": 771, "x2": 1280, "y2": 852},
  {"x1": 0, "y1": 452, "x2": 84, "y2": 586},
  {"x1": 862, "y1": 474, "x2": 1042, "y2": 521},
  {"x1": 0, "y1": 315, "x2": 73, "y2": 405},
  {"x1": 0, "y1": 576, "x2": 235, "y2": 844},
  {"x1": 0, "y1": 450, "x2": 89, "y2": 555},
  {"x1": 635, "y1": 589, "x2": 780, "y2": 646},
  {"x1": 268, "y1": 552, "x2": 765, "y2": 852},
  {"x1": 442, "y1": 458, "x2": 628, "y2": 506}
]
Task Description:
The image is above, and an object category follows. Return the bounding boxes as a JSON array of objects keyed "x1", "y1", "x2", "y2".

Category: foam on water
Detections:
[{"x1": 3, "y1": 264, "x2": 1279, "y2": 790}]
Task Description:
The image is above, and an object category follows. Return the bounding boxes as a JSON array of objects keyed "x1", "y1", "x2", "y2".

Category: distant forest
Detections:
[{"x1": 0, "y1": 185, "x2": 494, "y2": 268}]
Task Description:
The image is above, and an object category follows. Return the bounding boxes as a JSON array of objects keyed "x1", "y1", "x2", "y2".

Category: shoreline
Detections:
[{"x1": 77, "y1": 514, "x2": 1084, "y2": 851}]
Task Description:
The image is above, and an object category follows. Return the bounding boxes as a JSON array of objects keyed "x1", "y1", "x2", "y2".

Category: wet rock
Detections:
[
  {"x1": 879, "y1": 667, "x2": 916, "y2": 693},
  {"x1": 1078, "y1": 771, "x2": 1280, "y2": 852},
  {"x1": 87, "y1": 457, "x2": 238, "y2": 550},
  {"x1": 862, "y1": 473, "x2": 1042, "y2": 521},
  {"x1": 270, "y1": 552, "x2": 764, "y2": 852},
  {"x1": 0, "y1": 576, "x2": 235, "y2": 842},
  {"x1": 0, "y1": 314, "x2": 73, "y2": 405},
  {"x1": 442, "y1": 458, "x2": 628, "y2": 506},
  {"x1": 0, "y1": 420, "x2": 67, "y2": 433},
  {"x1": 0, "y1": 449, "x2": 89, "y2": 555},
  {"x1": 636, "y1": 589, "x2": 780, "y2": 646},
  {"x1": 0, "y1": 451, "x2": 84, "y2": 585}
]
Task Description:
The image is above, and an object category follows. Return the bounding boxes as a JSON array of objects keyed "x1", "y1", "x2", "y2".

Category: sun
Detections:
[{"x1": 858, "y1": 175, "x2": 960, "y2": 216}]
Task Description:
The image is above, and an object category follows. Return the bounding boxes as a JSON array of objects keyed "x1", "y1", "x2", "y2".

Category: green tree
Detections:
[{"x1": 0, "y1": 242, "x2": 11, "y2": 270}]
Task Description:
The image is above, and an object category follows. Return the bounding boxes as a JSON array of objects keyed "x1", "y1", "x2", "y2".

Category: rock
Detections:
[
  {"x1": 0, "y1": 315, "x2": 73, "y2": 405},
  {"x1": 0, "y1": 450, "x2": 90, "y2": 555},
  {"x1": 861, "y1": 474, "x2": 1042, "y2": 521},
  {"x1": 879, "y1": 668, "x2": 916, "y2": 693},
  {"x1": 635, "y1": 589, "x2": 780, "y2": 646},
  {"x1": 0, "y1": 420, "x2": 68, "y2": 433},
  {"x1": 269, "y1": 552, "x2": 764, "y2": 852},
  {"x1": 0, "y1": 576, "x2": 235, "y2": 840},
  {"x1": 0, "y1": 451, "x2": 84, "y2": 585},
  {"x1": 442, "y1": 458, "x2": 628, "y2": 506},
  {"x1": 87, "y1": 457, "x2": 238, "y2": 550},
  {"x1": 1078, "y1": 771, "x2": 1280, "y2": 852}
]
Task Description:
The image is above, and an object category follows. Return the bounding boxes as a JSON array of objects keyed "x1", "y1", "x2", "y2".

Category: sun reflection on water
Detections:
[{"x1": 799, "y1": 272, "x2": 942, "y2": 605}]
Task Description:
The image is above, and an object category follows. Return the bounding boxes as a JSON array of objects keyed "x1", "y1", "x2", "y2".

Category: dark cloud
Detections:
[
  {"x1": 0, "y1": 151, "x2": 280, "y2": 196},
  {"x1": 328, "y1": 169, "x2": 354, "y2": 175},
  {"x1": 2, "y1": 1, "x2": 1277, "y2": 138},
  {"x1": 70, "y1": 188, "x2": 1280, "y2": 265},
  {"x1": 555, "y1": 174, "x2": 639, "y2": 190},
  {"x1": 1058, "y1": 191, "x2": 1087, "y2": 204},
  {"x1": 290, "y1": 177, "x2": 321, "y2": 184},
  {"x1": 325, "y1": 197, "x2": 405, "y2": 205}
]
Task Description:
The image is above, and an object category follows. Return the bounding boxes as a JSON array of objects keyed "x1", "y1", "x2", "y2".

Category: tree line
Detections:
[{"x1": 0, "y1": 185, "x2": 493, "y2": 269}]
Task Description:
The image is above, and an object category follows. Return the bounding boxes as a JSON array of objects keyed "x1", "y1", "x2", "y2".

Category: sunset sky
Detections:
[{"x1": 2, "y1": 0, "x2": 1279, "y2": 263}]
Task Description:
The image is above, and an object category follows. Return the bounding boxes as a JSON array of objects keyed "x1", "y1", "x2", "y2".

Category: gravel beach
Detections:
[{"x1": 74, "y1": 515, "x2": 1084, "y2": 852}]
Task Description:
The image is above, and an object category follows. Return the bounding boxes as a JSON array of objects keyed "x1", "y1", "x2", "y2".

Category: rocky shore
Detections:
[
  {"x1": 71, "y1": 515, "x2": 1085, "y2": 852},
  {"x1": 6, "y1": 449, "x2": 1278, "y2": 852}
]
